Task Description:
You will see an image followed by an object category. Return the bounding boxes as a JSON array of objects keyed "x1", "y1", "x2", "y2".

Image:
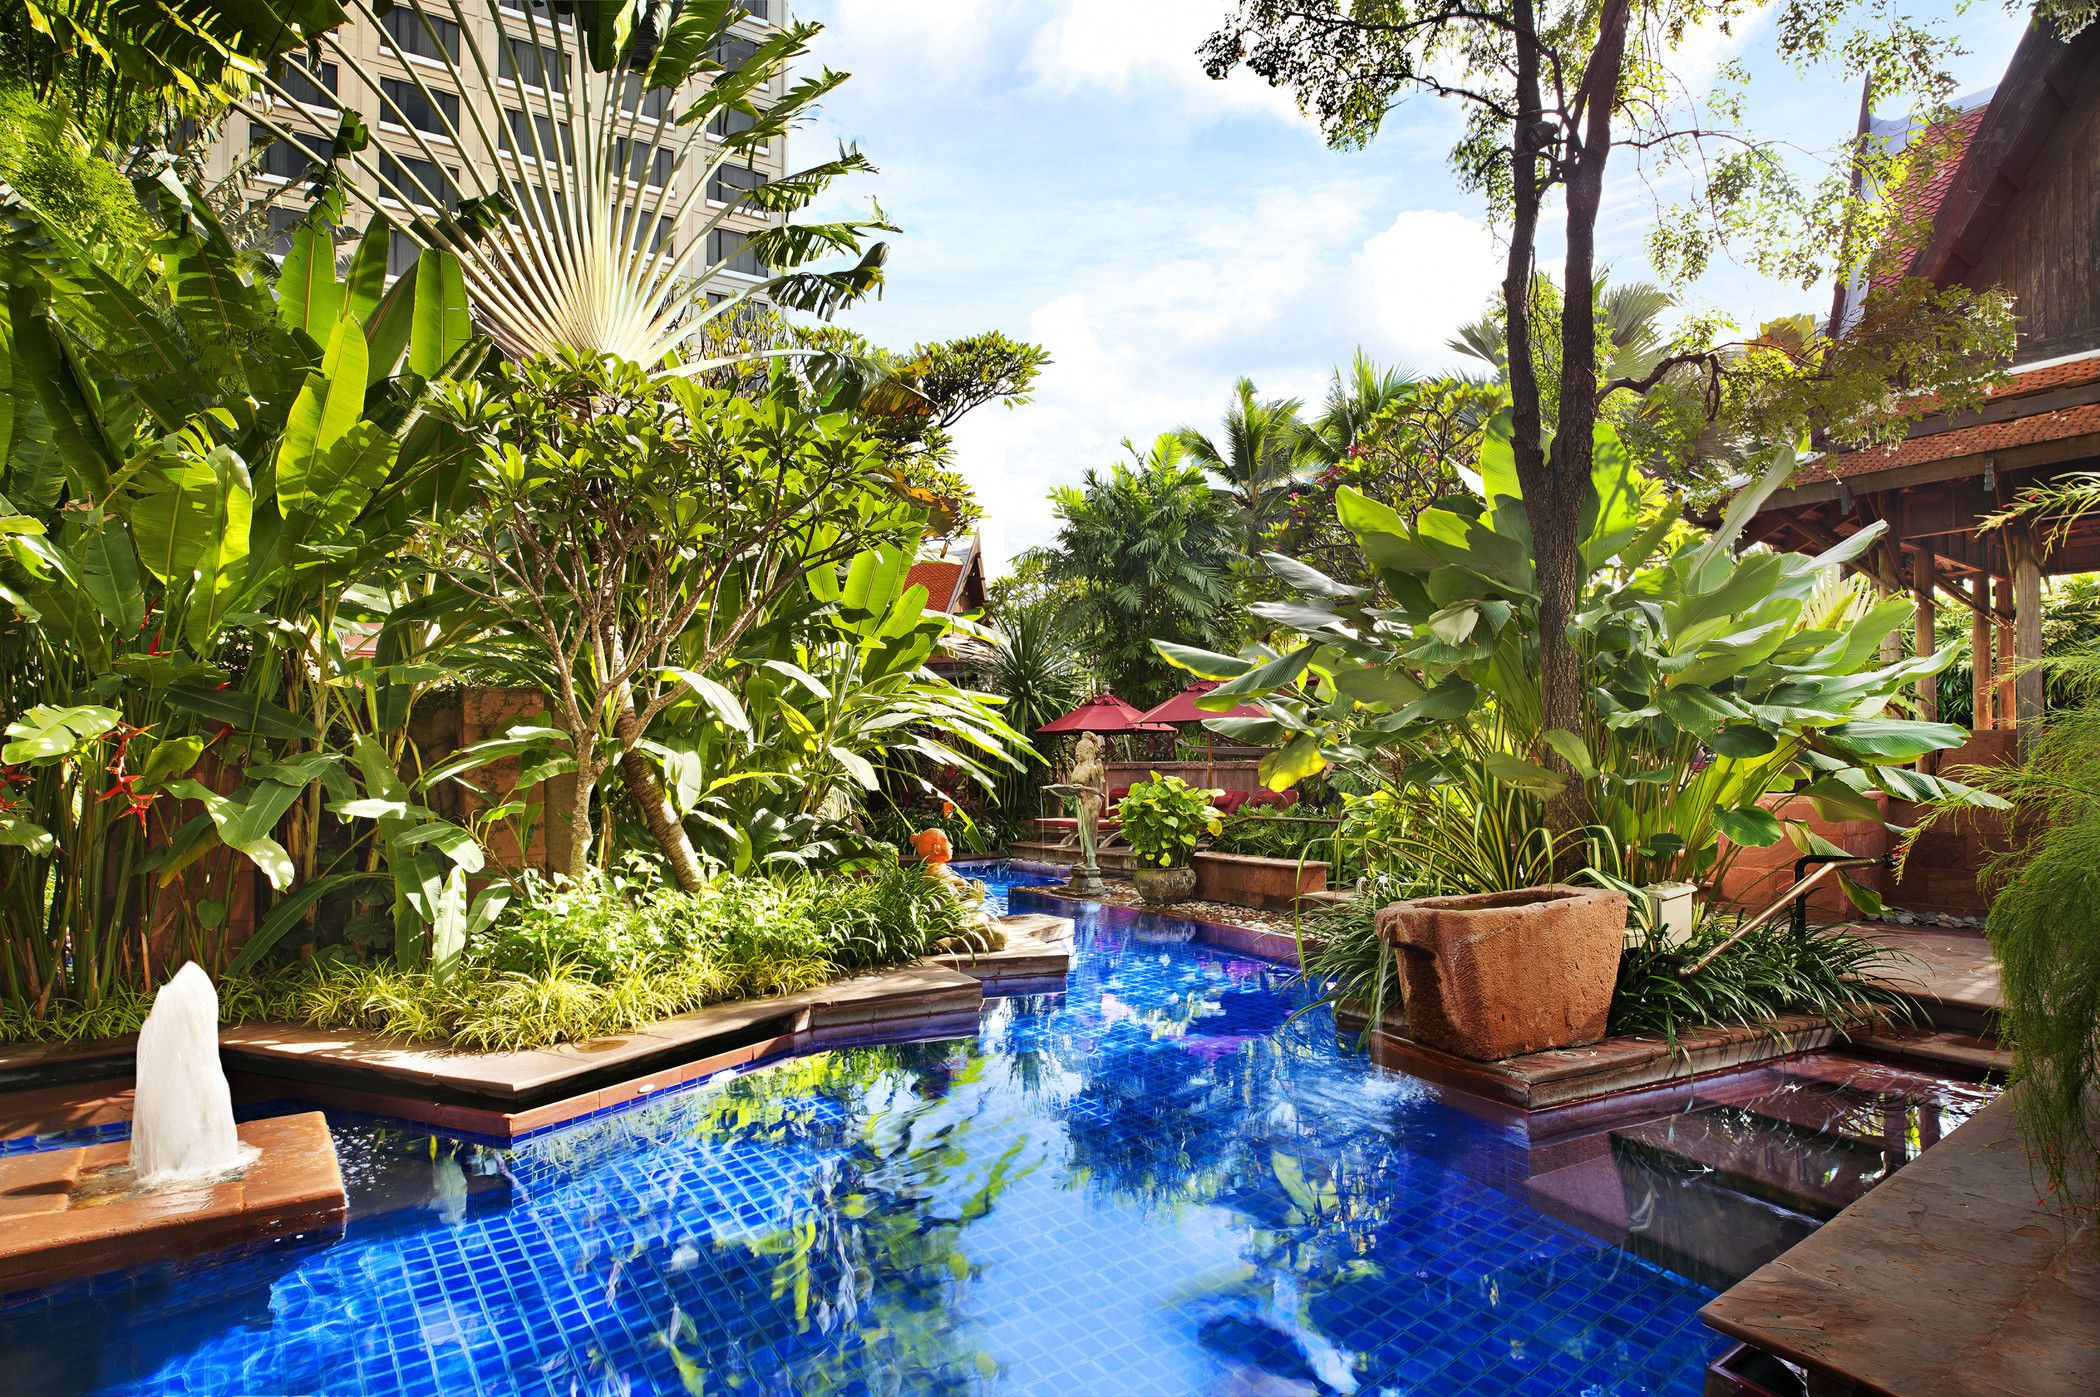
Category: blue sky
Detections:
[{"x1": 795, "y1": 1, "x2": 2031, "y2": 574}]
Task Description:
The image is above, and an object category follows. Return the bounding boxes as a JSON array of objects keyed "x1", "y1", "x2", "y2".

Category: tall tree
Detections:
[
  {"x1": 1046, "y1": 437, "x2": 1240, "y2": 707},
  {"x1": 1205, "y1": 0, "x2": 2025, "y2": 799},
  {"x1": 1176, "y1": 377, "x2": 1312, "y2": 553}
]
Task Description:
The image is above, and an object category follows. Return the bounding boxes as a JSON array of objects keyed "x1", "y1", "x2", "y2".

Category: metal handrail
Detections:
[{"x1": 1676, "y1": 854, "x2": 1888, "y2": 978}]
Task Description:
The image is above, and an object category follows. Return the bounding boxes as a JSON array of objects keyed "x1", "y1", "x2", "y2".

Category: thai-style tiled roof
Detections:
[
  {"x1": 1791, "y1": 354, "x2": 2100, "y2": 484},
  {"x1": 905, "y1": 559, "x2": 968, "y2": 611},
  {"x1": 1868, "y1": 103, "x2": 1991, "y2": 293}
]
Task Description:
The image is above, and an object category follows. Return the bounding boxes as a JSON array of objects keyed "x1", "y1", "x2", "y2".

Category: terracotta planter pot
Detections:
[
  {"x1": 1374, "y1": 884, "x2": 1627, "y2": 1061},
  {"x1": 1131, "y1": 864, "x2": 1196, "y2": 905}
]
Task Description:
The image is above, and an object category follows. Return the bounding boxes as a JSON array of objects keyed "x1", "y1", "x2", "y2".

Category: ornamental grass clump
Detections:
[{"x1": 1116, "y1": 773, "x2": 1224, "y2": 868}]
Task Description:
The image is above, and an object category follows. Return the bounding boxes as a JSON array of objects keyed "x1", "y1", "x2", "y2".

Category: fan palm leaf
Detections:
[{"x1": 241, "y1": 0, "x2": 889, "y2": 373}]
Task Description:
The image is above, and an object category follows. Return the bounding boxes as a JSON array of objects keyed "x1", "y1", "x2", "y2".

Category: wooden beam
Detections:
[
  {"x1": 1914, "y1": 547, "x2": 1939, "y2": 725},
  {"x1": 2014, "y1": 528, "x2": 2045, "y2": 739},
  {"x1": 1971, "y1": 575, "x2": 1994, "y2": 730}
]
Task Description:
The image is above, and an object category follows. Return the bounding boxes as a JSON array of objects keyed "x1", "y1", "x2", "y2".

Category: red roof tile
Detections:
[
  {"x1": 1870, "y1": 104, "x2": 1990, "y2": 291},
  {"x1": 905, "y1": 560, "x2": 965, "y2": 610},
  {"x1": 1800, "y1": 401, "x2": 2100, "y2": 483}
]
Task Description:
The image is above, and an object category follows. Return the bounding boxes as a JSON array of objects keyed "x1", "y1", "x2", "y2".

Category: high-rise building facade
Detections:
[{"x1": 201, "y1": 0, "x2": 785, "y2": 303}]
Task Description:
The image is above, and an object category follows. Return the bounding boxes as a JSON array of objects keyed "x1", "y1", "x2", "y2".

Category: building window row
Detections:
[
  {"x1": 614, "y1": 137, "x2": 674, "y2": 188},
  {"x1": 379, "y1": 76, "x2": 459, "y2": 137},
  {"x1": 277, "y1": 59, "x2": 337, "y2": 109},
  {"x1": 500, "y1": 37, "x2": 568, "y2": 93},
  {"x1": 379, "y1": 9, "x2": 461, "y2": 63},
  {"x1": 707, "y1": 227, "x2": 767, "y2": 277},
  {"x1": 707, "y1": 164, "x2": 766, "y2": 204},
  {"x1": 378, "y1": 150, "x2": 459, "y2": 212},
  {"x1": 500, "y1": 108, "x2": 573, "y2": 162}
]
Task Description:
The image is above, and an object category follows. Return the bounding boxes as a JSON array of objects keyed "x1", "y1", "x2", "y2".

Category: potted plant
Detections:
[
  {"x1": 1374, "y1": 884, "x2": 1628, "y2": 1060},
  {"x1": 1116, "y1": 773, "x2": 1223, "y2": 905}
]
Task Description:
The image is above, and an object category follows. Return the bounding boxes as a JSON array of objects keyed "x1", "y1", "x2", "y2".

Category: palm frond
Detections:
[{"x1": 242, "y1": 0, "x2": 889, "y2": 370}]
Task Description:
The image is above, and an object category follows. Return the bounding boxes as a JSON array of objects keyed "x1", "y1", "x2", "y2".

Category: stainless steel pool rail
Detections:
[{"x1": 1676, "y1": 853, "x2": 1890, "y2": 978}]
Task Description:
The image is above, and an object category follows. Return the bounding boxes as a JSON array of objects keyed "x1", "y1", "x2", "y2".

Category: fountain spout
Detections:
[{"x1": 129, "y1": 962, "x2": 244, "y2": 1185}]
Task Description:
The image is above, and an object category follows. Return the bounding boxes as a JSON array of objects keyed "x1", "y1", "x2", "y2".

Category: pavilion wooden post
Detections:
[
  {"x1": 1995, "y1": 579, "x2": 2017, "y2": 730},
  {"x1": 1913, "y1": 547, "x2": 1938, "y2": 724},
  {"x1": 1971, "y1": 576, "x2": 1994, "y2": 729},
  {"x1": 2013, "y1": 528, "x2": 2045, "y2": 740}
]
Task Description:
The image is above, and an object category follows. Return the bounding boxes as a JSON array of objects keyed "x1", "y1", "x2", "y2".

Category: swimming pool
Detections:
[{"x1": 1, "y1": 869, "x2": 1726, "y2": 1395}]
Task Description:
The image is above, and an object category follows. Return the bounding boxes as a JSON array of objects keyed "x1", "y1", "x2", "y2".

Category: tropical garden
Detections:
[
  {"x1": 0, "y1": 1, "x2": 1044, "y2": 1048},
  {"x1": 951, "y1": 0, "x2": 2100, "y2": 1215},
  {"x1": 1, "y1": 0, "x2": 2095, "y2": 1229}
]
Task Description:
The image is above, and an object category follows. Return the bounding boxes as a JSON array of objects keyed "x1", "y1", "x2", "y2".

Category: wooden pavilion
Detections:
[
  {"x1": 1719, "y1": 17, "x2": 2100, "y2": 917},
  {"x1": 1744, "y1": 18, "x2": 2100, "y2": 769}
]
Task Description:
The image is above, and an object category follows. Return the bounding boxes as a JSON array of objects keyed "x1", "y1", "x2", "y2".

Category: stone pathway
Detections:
[{"x1": 1850, "y1": 922, "x2": 2003, "y2": 1033}]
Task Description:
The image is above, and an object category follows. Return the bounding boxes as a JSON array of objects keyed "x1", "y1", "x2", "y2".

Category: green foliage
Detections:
[
  {"x1": 982, "y1": 598, "x2": 1087, "y2": 817},
  {"x1": 1046, "y1": 435, "x2": 1241, "y2": 707},
  {"x1": 1608, "y1": 918, "x2": 1918, "y2": 1045},
  {"x1": 0, "y1": 87, "x2": 154, "y2": 254},
  {"x1": 1176, "y1": 376, "x2": 1313, "y2": 553},
  {"x1": 1, "y1": 857, "x2": 975, "y2": 1050},
  {"x1": 0, "y1": 178, "x2": 492, "y2": 1001},
  {"x1": 4, "y1": 0, "x2": 345, "y2": 147},
  {"x1": 1929, "y1": 703, "x2": 2100, "y2": 1220},
  {"x1": 1165, "y1": 414, "x2": 2000, "y2": 893},
  {"x1": 1115, "y1": 772, "x2": 1223, "y2": 869}
]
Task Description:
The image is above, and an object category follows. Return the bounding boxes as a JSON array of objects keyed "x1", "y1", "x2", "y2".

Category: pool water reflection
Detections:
[{"x1": 3, "y1": 875, "x2": 1727, "y2": 1396}]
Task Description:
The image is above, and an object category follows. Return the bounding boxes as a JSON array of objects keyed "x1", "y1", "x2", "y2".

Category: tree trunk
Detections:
[
  {"x1": 1538, "y1": 0, "x2": 1633, "y2": 830},
  {"x1": 613, "y1": 690, "x2": 708, "y2": 892},
  {"x1": 564, "y1": 732, "x2": 597, "y2": 881}
]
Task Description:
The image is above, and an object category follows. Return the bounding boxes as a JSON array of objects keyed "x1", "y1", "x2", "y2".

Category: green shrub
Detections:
[
  {"x1": 1608, "y1": 916, "x2": 1916, "y2": 1044},
  {"x1": 0, "y1": 855, "x2": 983, "y2": 1050},
  {"x1": 1116, "y1": 773, "x2": 1223, "y2": 868}
]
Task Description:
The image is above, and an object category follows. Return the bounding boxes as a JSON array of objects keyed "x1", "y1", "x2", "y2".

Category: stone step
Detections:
[
  {"x1": 1843, "y1": 1026, "x2": 2012, "y2": 1081},
  {"x1": 1608, "y1": 1104, "x2": 1895, "y2": 1220},
  {"x1": 1526, "y1": 1145, "x2": 1820, "y2": 1292}
]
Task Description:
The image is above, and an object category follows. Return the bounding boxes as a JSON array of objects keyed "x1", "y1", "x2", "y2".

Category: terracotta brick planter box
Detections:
[
  {"x1": 1375, "y1": 884, "x2": 1627, "y2": 1061},
  {"x1": 1193, "y1": 852, "x2": 1329, "y2": 910}
]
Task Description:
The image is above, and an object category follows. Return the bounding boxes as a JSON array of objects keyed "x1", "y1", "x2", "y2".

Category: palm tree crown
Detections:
[{"x1": 1175, "y1": 377, "x2": 1312, "y2": 552}]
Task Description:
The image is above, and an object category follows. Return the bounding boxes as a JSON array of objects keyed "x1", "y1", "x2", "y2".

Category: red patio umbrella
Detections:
[
  {"x1": 1135, "y1": 680, "x2": 1271, "y2": 789},
  {"x1": 1036, "y1": 692, "x2": 1172, "y2": 735},
  {"x1": 1133, "y1": 680, "x2": 1267, "y2": 726}
]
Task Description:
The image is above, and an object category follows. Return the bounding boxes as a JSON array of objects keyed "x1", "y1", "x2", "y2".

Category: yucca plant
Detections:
[{"x1": 244, "y1": 0, "x2": 889, "y2": 371}]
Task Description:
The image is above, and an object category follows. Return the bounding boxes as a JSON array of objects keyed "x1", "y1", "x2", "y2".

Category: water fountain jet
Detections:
[
  {"x1": 0, "y1": 966, "x2": 346, "y2": 1294},
  {"x1": 128, "y1": 961, "x2": 247, "y2": 1186}
]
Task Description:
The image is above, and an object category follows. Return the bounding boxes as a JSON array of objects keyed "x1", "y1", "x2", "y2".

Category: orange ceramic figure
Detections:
[{"x1": 910, "y1": 828, "x2": 953, "y2": 868}]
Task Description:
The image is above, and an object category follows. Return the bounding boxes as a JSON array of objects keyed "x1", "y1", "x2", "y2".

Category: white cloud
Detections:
[
  {"x1": 1353, "y1": 210, "x2": 1504, "y2": 365},
  {"x1": 1021, "y1": 0, "x2": 1303, "y2": 121}
]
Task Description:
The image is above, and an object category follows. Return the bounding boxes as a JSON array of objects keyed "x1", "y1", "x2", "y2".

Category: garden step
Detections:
[
  {"x1": 1526, "y1": 1143, "x2": 1821, "y2": 1291},
  {"x1": 1607, "y1": 1104, "x2": 1893, "y2": 1219},
  {"x1": 1843, "y1": 1026, "x2": 2012, "y2": 1081},
  {"x1": 1728, "y1": 1084, "x2": 1931, "y2": 1158}
]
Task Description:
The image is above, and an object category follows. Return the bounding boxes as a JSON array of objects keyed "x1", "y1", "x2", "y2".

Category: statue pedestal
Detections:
[{"x1": 1065, "y1": 861, "x2": 1109, "y2": 897}]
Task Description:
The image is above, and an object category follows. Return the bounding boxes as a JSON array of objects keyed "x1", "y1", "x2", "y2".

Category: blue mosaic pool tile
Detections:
[{"x1": 2, "y1": 867, "x2": 1724, "y2": 1395}]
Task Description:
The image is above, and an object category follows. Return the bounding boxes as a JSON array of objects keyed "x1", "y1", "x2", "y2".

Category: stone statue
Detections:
[
  {"x1": 1068, "y1": 731, "x2": 1106, "y2": 865},
  {"x1": 1048, "y1": 732, "x2": 1110, "y2": 896}
]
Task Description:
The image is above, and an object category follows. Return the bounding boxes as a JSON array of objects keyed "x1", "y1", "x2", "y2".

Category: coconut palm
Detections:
[
  {"x1": 1301, "y1": 351, "x2": 1419, "y2": 466},
  {"x1": 1175, "y1": 377, "x2": 1313, "y2": 553},
  {"x1": 242, "y1": 0, "x2": 888, "y2": 373}
]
